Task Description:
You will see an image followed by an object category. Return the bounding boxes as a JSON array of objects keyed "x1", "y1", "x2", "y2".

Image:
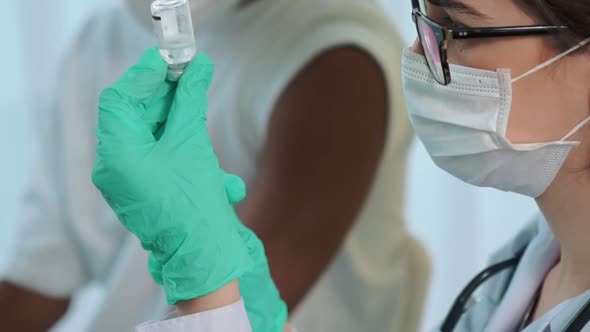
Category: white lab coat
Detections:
[{"x1": 452, "y1": 215, "x2": 590, "y2": 331}]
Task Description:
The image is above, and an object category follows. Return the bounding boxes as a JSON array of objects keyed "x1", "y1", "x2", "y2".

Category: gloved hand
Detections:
[
  {"x1": 92, "y1": 48, "x2": 253, "y2": 304},
  {"x1": 93, "y1": 48, "x2": 288, "y2": 331},
  {"x1": 146, "y1": 172, "x2": 248, "y2": 286},
  {"x1": 148, "y1": 172, "x2": 288, "y2": 332}
]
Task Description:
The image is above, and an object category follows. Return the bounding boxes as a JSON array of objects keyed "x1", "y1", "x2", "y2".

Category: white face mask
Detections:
[
  {"x1": 401, "y1": 39, "x2": 590, "y2": 197},
  {"x1": 126, "y1": 0, "x2": 240, "y2": 32}
]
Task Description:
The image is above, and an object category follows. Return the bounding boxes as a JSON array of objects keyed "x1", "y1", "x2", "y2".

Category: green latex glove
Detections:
[
  {"x1": 148, "y1": 172, "x2": 288, "y2": 332},
  {"x1": 94, "y1": 48, "x2": 288, "y2": 330},
  {"x1": 221, "y1": 175, "x2": 289, "y2": 332},
  {"x1": 235, "y1": 221, "x2": 289, "y2": 332},
  {"x1": 92, "y1": 48, "x2": 253, "y2": 304},
  {"x1": 146, "y1": 172, "x2": 247, "y2": 285}
]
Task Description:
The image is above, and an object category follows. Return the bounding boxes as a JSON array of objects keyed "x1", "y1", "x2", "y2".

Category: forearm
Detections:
[
  {"x1": 239, "y1": 202, "x2": 350, "y2": 310},
  {"x1": 174, "y1": 280, "x2": 292, "y2": 332},
  {"x1": 175, "y1": 280, "x2": 241, "y2": 316},
  {"x1": 262, "y1": 234, "x2": 340, "y2": 309},
  {"x1": 0, "y1": 282, "x2": 70, "y2": 332}
]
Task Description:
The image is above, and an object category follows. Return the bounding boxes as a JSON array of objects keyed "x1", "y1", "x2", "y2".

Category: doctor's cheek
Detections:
[{"x1": 410, "y1": 39, "x2": 423, "y2": 55}]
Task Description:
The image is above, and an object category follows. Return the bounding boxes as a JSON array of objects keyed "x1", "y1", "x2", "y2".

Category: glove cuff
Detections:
[{"x1": 161, "y1": 228, "x2": 253, "y2": 304}]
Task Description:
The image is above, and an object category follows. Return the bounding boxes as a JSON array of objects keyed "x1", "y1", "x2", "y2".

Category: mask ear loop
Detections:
[
  {"x1": 556, "y1": 37, "x2": 590, "y2": 141},
  {"x1": 561, "y1": 116, "x2": 590, "y2": 141},
  {"x1": 509, "y1": 37, "x2": 590, "y2": 141},
  {"x1": 512, "y1": 37, "x2": 590, "y2": 83}
]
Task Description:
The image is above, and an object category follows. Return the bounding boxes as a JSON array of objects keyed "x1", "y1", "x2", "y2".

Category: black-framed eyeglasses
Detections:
[{"x1": 411, "y1": 0, "x2": 567, "y2": 85}]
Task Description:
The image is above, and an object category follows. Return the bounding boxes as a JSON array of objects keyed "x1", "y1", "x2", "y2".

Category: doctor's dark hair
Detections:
[{"x1": 516, "y1": 0, "x2": 590, "y2": 51}]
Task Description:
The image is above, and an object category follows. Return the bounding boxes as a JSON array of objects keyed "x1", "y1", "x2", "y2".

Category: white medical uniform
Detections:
[
  {"x1": 0, "y1": 1, "x2": 430, "y2": 331},
  {"x1": 453, "y1": 215, "x2": 590, "y2": 331}
]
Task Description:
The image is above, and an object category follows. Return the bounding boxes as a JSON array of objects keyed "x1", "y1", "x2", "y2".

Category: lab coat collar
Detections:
[
  {"x1": 484, "y1": 215, "x2": 560, "y2": 331},
  {"x1": 453, "y1": 215, "x2": 590, "y2": 331}
]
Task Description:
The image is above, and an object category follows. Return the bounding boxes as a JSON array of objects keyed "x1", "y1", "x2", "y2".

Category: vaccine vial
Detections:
[{"x1": 151, "y1": 0, "x2": 197, "y2": 81}]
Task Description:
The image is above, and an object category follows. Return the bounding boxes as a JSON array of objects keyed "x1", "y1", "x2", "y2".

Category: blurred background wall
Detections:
[{"x1": 0, "y1": 1, "x2": 538, "y2": 331}]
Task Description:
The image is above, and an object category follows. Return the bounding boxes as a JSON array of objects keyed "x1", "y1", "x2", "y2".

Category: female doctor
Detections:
[
  {"x1": 92, "y1": 1, "x2": 590, "y2": 332},
  {"x1": 404, "y1": 0, "x2": 590, "y2": 330},
  {"x1": 402, "y1": 0, "x2": 590, "y2": 332}
]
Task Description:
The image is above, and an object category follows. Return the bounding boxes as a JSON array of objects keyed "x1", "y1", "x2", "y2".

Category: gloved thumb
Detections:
[
  {"x1": 163, "y1": 53, "x2": 214, "y2": 138},
  {"x1": 97, "y1": 48, "x2": 168, "y2": 144},
  {"x1": 105, "y1": 48, "x2": 168, "y2": 103}
]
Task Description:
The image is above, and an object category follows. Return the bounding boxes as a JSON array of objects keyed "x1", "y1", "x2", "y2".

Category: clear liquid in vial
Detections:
[
  {"x1": 159, "y1": 36, "x2": 197, "y2": 65},
  {"x1": 151, "y1": 0, "x2": 196, "y2": 80}
]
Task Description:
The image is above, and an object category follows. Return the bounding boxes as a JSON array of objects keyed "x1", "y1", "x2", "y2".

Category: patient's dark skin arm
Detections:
[
  {"x1": 238, "y1": 46, "x2": 389, "y2": 310},
  {"x1": 0, "y1": 282, "x2": 70, "y2": 332}
]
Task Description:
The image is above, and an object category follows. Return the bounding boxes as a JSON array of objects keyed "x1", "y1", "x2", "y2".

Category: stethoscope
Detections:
[{"x1": 440, "y1": 248, "x2": 590, "y2": 332}]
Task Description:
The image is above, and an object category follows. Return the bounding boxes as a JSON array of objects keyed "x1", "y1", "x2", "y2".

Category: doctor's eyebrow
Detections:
[{"x1": 427, "y1": 0, "x2": 492, "y2": 20}]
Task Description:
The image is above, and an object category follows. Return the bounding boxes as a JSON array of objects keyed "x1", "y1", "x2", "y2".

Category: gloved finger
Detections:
[
  {"x1": 223, "y1": 172, "x2": 247, "y2": 204},
  {"x1": 97, "y1": 49, "x2": 169, "y2": 144},
  {"x1": 163, "y1": 53, "x2": 214, "y2": 140},
  {"x1": 141, "y1": 80, "x2": 176, "y2": 136},
  {"x1": 96, "y1": 98, "x2": 158, "y2": 145},
  {"x1": 106, "y1": 48, "x2": 168, "y2": 104}
]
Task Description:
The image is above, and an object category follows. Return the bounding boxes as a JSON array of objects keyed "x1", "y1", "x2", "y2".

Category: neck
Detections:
[{"x1": 536, "y1": 164, "x2": 590, "y2": 298}]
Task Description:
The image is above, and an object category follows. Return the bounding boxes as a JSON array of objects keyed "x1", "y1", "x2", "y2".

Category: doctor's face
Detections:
[
  {"x1": 410, "y1": 0, "x2": 590, "y2": 179},
  {"x1": 412, "y1": 0, "x2": 590, "y2": 191}
]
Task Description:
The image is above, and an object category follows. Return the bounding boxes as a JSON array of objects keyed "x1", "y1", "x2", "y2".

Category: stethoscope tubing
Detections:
[{"x1": 440, "y1": 248, "x2": 590, "y2": 332}]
